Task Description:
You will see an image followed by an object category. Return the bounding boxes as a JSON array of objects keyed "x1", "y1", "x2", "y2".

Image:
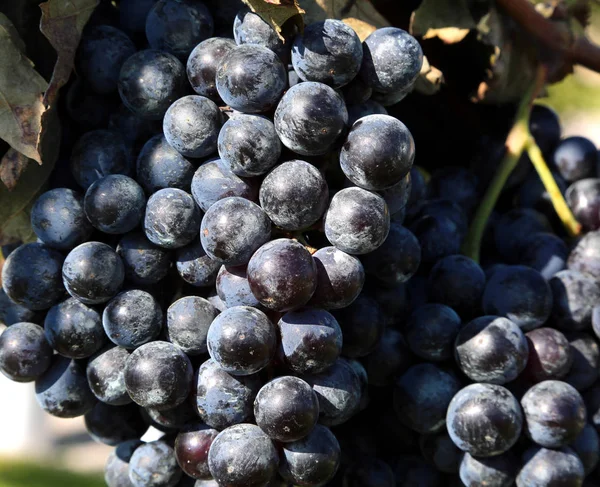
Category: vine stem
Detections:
[
  {"x1": 525, "y1": 139, "x2": 582, "y2": 236},
  {"x1": 462, "y1": 66, "x2": 547, "y2": 263}
]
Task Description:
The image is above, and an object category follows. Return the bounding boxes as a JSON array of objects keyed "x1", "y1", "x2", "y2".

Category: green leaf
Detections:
[{"x1": 410, "y1": 0, "x2": 476, "y2": 44}]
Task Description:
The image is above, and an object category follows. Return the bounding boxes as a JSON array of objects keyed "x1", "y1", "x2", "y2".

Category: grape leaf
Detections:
[
  {"x1": 410, "y1": 0, "x2": 476, "y2": 44},
  {"x1": 242, "y1": 0, "x2": 306, "y2": 38}
]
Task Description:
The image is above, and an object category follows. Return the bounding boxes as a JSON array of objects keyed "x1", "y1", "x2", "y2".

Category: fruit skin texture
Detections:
[
  {"x1": 572, "y1": 422, "x2": 600, "y2": 475},
  {"x1": 104, "y1": 439, "x2": 143, "y2": 487},
  {"x1": 118, "y1": 49, "x2": 188, "y2": 120},
  {"x1": 552, "y1": 136, "x2": 598, "y2": 183},
  {"x1": 167, "y1": 296, "x2": 217, "y2": 356},
  {"x1": 516, "y1": 446, "x2": 585, "y2": 487},
  {"x1": 216, "y1": 44, "x2": 286, "y2": 113},
  {"x1": 359, "y1": 27, "x2": 423, "y2": 93},
  {"x1": 174, "y1": 423, "x2": 219, "y2": 480},
  {"x1": 521, "y1": 380, "x2": 586, "y2": 448},
  {"x1": 459, "y1": 452, "x2": 518, "y2": 487},
  {"x1": 2, "y1": 242, "x2": 65, "y2": 311},
  {"x1": 208, "y1": 423, "x2": 279, "y2": 487},
  {"x1": 187, "y1": 37, "x2": 236, "y2": 100},
  {"x1": 86, "y1": 345, "x2": 131, "y2": 406},
  {"x1": 446, "y1": 383, "x2": 523, "y2": 457},
  {"x1": 128, "y1": 440, "x2": 183, "y2": 487},
  {"x1": 564, "y1": 331, "x2": 600, "y2": 391},
  {"x1": 254, "y1": 376, "x2": 320, "y2": 442},
  {"x1": 568, "y1": 229, "x2": 600, "y2": 280},
  {"x1": 549, "y1": 269, "x2": 600, "y2": 331},
  {"x1": 116, "y1": 232, "x2": 172, "y2": 285},
  {"x1": 163, "y1": 95, "x2": 222, "y2": 158},
  {"x1": 566, "y1": 178, "x2": 600, "y2": 231},
  {"x1": 324, "y1": 187, "x2": 390, "y2": 255},
  {"x1": 341, "y1": 114, "x2": 415, "y2": 190},
  {"x1": 274, "y1": 82, "x2": 348, "y2": 156},
  {"x1": 523, "y1": 327, "x2": 573, "y2": 382},
  {"x1": 291, "y1": 19, "x2": 363, "y2": 89},
  {"x1": 84, "y1": 402, "x2": 147, "y2": 446},
  {"x1": 0, "y1": 322, "x2": 52, "y2": 382}
]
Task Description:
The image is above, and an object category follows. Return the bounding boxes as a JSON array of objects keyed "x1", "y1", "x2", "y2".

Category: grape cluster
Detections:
[{"x1": 3, "y1": 1, "x2": 600, "y2": 486}]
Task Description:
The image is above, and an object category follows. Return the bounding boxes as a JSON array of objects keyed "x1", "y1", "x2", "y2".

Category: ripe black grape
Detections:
[
  {"x1": 0, "y1": 322, "x2": 52, "y2": 382},
  {"x1": 116, "y1": 232, "x2": 172, "y2": 285},
  {"x1": 187, "y1": 37, "x2": 236, "y2": 101},
  {"x1": 87, "y1": 345, "x2": 132, "y2": 406},
  {"x1": 167, "y1": 296, "x2": 217, "y2": 356},
  {"x1": 174, "y1": 423, "x2": 219, "y2": 480},
  {"x1": 128, "y1": 440, "x2": 183, "y2": 487}
]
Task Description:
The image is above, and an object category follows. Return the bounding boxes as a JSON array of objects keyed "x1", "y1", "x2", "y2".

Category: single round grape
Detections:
[
  {"x1": 324, "y1": 187, "x2": 390, "y2": 255},
  {"x1": 427, "y1": 255, "x2": 485, "y2": 319},
  {"x1": 428, "y1": 167, "x2": 479, "y2": 216},
  {"x1": 105, "y1": 439, "x2": 143, "y2": 487},
  {"x1": 278, "y1": 307, "x2": 342, "y2": 374},
  {"x1": 118, "y1": 49, "x2": 187, "y2": 120},
  {"x1": 346, "y1": 99, "x2": 387, "y2": 126},
  {"x1": 217, "y1": 114, "x2": 281, "y2": 178},
  {"x1": 35, "y1": 356, "x2": 97, "y2": 418},
  {"x1": 419, "y1": 432, "x2": 463, "y2": 474},
  {"x1": 70, "y1": 129, "x2": 132, "y2": 190},
  {"x1": 553, "y1": 136, "x2": 598, "y2": 183},
  {"x1": 45, "y1": 298, "x2": 105, "y2": 359},
  {"x1": 301, "y1": 359, "x2": 362, "y2": 427},
  {"x1": 455, "y1": 316, "x2": 528, "y2": 385},
  {"x1": 167, "y1": 296, "x2": 217, "y2": 355},
  {"x1": 77, "y1": 25, "x2": 136, "y2": 95},
  {"x1": 377, "y1": 172, "x2": 411, "y2": 216},
  {"x1": 446, "y1": 383, "x2": 523, "y2": 457},
  {"x1": 519, "y1": 231, "x2": 568, "y2": 280},
  {"x1": 566, "y1": 178, "x2": 600, "y2": 231},
  {"x1": 404, "y1": 304, "x2": 462, "y2": 362},
  {"x1": 84, "y1": 175, "x2": 146, "y2": 234},
  {"x1": 259, "y1": 160, "x2": 329, "y2": 230},
  {"x1": 274, "y1": 82, "x2": 348, "y2": 156},
  {"x1": 129, "y1": 440, "x2": 183, "y2": 487},
  {"x1": 85, "y1": 402, "x2": 147, "y2": 445},
  {"x1": 247, "y1": 239, "x2": 317, "y2": 312},
  {"x1": 187, "y1": 37, "x2": 236, "y2": 100},
  {"x1": 163, "y1": 95, "x2": 221, "y2": 159},
  {"x1": 361, "y1": 223, "x2": 421, "y2": 286},
  {"x1": 175, "y1": 423, "x2": 219, "y2": 480},
  {"x1": 31, "y1": 188, "x2": 93, "y2": 250},
  {"x1": 87, "y1": 345, "x2": 132, "y2": 406},
  {"x1": 530, "y1": 104, "x2": 561, "y2": 155},
  {"x1": 146, "y1": 0, "x2": 214, "y2": 60},
  {"x1": 216, "y1": 265, "x2": 262, "y2": 309},
  {"x1": 103, "y1": 290, "x2": 163, "y2": 349},
  {"x1": 414, "y1": 199, "x2": 469, "y2": 238},
  {"x1": 394, "y1": 364, "x2": 461, "y2": 434},
  {"x1": 207, "y1": 306, "x2": 276, "y2": 375},
  {"x1": 144, "y1": 188, "x2": 201, "y2": 249},
  {"x1": 208, "y1": 424, "x2": 279, "y2": 487},
  {"x1": 254, "y1": 376, "x2": 319, "y2": 442},
  {"x1": 568, "y1": 229, "x2": 600, "y2": 280},
  {"x1": 200, "y1": 197, "x2": 271, "y2": 266},
  {"x1": 363, "y1": 327, "x2": 412, "y2": 387},
  {"x1": 333, "y1": 294, "x2": 385, "y2": 358},
  {"x1": 191, "y1": 159, "x2": 258, "y2": 212},
  {"x1": 482, "y1": 265, "x2": 552, "y2": 331},
  {"x1": 0, "y1": 322, "x2": 52, "y2": 382},
  {"x1": 124, "y1": 341, "x2": 193, "y2": 410},
  {"x1": 279, "y1": 424, "x2": 340, "y2": 487},
  {"x1": 291, "y1": 19, "x2": 362, "y2": 88},
  {"x1": 494, "y1": 208, "x2": 550, "y2": 261},
  {"x1": 564, "y1": 332, "x2": 600, "y2": 391},
  {"x1": 2, "y1": 243, "x2": 65, "y2": 310},
  {"x1": 341, "y1": 115, "x2": 414, "y2": 191},
  {"x1": 459, "y1": 452, "x2": 518, "y2": 487},
  {"x1": 194, "y1": 358, "x2": 261, "y2": 430},
  {"x1": 216, "y1": 44, "x2": 286, "y2": 113},
  {"x1": 309, "y1": 246, "x2": 365, "y2": 310},
  {"x1": 516, "y1": 446, "x2": 584, "y2": 487},
  {"x1": 359, "y1": 27, "x2": 423, "y2": 93},
  {"x1": 408, "y1": 214, "x2": 463, "y2": 266},
  {"x1": 117, "y1": 232, "x2": 172, "y2": 285},
  {"x1": 136, "y1": 134, "x2": 196, "y2": 194},
  {"x1": 549, "y1": 269, "x2": 600, "y2": 331},
  {"x1": 233, "y1": 7, "x2": 295, "y2": 64},
  {"x1": 62, "y1": 242, "x2": 124, "y2": 305},
  {"x1": 175, "y1": 239, "x2": 220, "y2": 287},
  {"x1": 523, "y1": 328, "x2": 573, "y2": 383}
]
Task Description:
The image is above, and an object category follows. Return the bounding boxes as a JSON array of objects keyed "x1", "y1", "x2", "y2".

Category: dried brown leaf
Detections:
[{"x1": 410, "y1": 0, "x2": 475, "y2": 44}]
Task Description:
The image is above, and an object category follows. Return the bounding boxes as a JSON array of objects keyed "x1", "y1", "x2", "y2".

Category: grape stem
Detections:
[{"x1": 462, "y1": 66, "x2": 547, "y2": 263}]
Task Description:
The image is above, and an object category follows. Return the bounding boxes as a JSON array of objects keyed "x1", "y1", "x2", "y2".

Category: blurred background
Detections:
[{"x1": 0, "y1": 2, "x2": 599, "y2": 487}]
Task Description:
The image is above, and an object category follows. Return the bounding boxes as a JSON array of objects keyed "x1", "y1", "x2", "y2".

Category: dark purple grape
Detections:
[
  {"x1": 63, "y1": 242, "x2": 124, "y2": 305},
  {"x1": 572, "y1": 422, "x2": 599, "y2": 475},
  {"x1": 523, "y1": 328, "x2": 573, "y2": 383},
  {"x1": 529, "y1": 104, "x2": 561, "y2": 155},
  {"x1": 84, "y1": 402, "x2": 147, "y2": 445},
  {"x1": 104, "y1": 439, "x2": 143, "y2": 487},
  {"x1": 215, "y1": 265, "x2": 261, "y2": 308},
  {"x1": 428, "y1": 167, "x2": 479, "y2": 216},
  {"x1": 346, "y1": 99, "x2": 387, "y2": 126},
  {"x1": 404, "y1": 304, "x2": 462, "y2": 362},
  {"x1": 277, "y1": 307, "x2": 342, "y2": 374},
  {"x1": 117, "y1": 232, "x2": 172, "y2": 285},
  {"x1": 333, "y1": 294, "x2": 384, "y2": 358},
  {"x1": 377, "y1": 172, "x2": 411, "y2": 216},
  {"x1": 175, "y1": 239, "x2": 220, "y2": 288},
  {"x1": 45, "y1": 297, "x2": 106, "y2": 359},
  {"x1": 413, "y1": 199, "x2": 469, "y2": 238},
  {"x1": 167, "y1": 296, "x2": 217, "y2": 356},
  {"x1": 308, "y1": 246, "x2": 365, "y2": 310},
  {"x1": 187, "y1": 37, "x2": 236, "y2": 101},
  {"x1": 519, "y1": 232, "x2": 569, "y2": 280},
  {"x1": 363, "y1": 327, "x2": 412, "y2": 387},
  {"x1": 200, "y1": 197, "x2": 271, "y2": 266},
  {"x1": 564, "y1": 332, "x2": 600, "y2": 391},
  {"x1": 175, "y1": 423, "x2": 219, "y2": 480},
  {"x1": 409, "y1": 214, "x2": 462, "y2": 266},
  {"x1": 459, "y1": 451, "x2": 518, "y2": 487},
  {"x1": 553, "y1": 136, "x2": 598, "y2": 183},
  {"x1": 370, "y1": 87, "x2": 411, "y2": 106},
  {"x1": 0, "y1": 289, "x2": 42, "y2": 327},
  {"x1": 2, "y1": 243, "x2": 65, "y2": 310},
  {"x1": 566, "y1": 178, "x2": 600, "y2": 231},
  {"x1": 493, "y1": 208, "x2": 550, "y2": 262},
  {"x1": 446, "y1": 383, "x2": 522, "y2": 457},
  {"x1": 254, "y1": 376, "x2": 319, "y2": 442},
  {"x1": 87, "y1": 345, "x2": 132, "y2": 406},
  {"x1": 247, "y1": 239, "x2": 317, "y2": 312},
  {"x1": 259, "y1": 160, "x2": 329, "y2": 231},
  {"x1": 103, "y1": 290, "x2": 162, "y2": 349},
  {"x1": 568, "y1": 230, "x2": 600, "y2": 280},
  {"x1": 124, "y1": 341, "x2": 193, "y2": 409},
  {"x1": 35, "y1": 356, "x2": 97, "y2": 418},
  {"x1": 394, "y1": 364, "x2": 461, "y2": 434},
  {"x1": 194, "y1": 358, "x2": 261, "y2": 430},
  {"x1": 517, "y1": 446, "x2": 584, "y2": 487},
  {"x1": 0, "y1": 322, "x2": 52, "y2": 382},
  {"x1": 549, "y1": 269, "x2": 600, "y2": 331},
  {"x1": 146, "y1": 400, "x2": 198, "y2": 430},
  {"x1": 128, "y1": 440, "x2": 183, "y2": 487},
  {"x1": 208, "y1": 424, "x2": 278, "y2": 487},
  {"x1": 207, "y1": 306, "x2": 276, "y2": 375}
]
